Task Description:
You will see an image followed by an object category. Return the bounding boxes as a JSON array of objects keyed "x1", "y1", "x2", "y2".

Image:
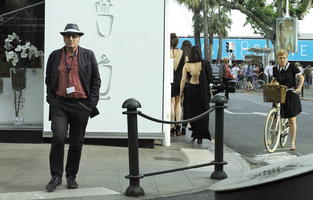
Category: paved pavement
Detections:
[
  {"x1": 0, "y1": 132, "x2": 250, "y2": 200},
  {"x1": 302, "y1": 87, "x2": 313, "y2": 100}
]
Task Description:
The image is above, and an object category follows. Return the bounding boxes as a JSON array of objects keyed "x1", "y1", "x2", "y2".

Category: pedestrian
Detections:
[
  {"x1": 304, "y1": 65, "x2": 312, "y2": 88},
  {"x1": 45, "y1": 23, "x2": 101, "y2": 192},
  {"x1": 180, "y1": 45, "x2": 211, "y2": 144},
  {"x1": 219, "y1": 57, "x2": 233, "y2": 101},
  {"x1": 271, "y1": 49, "x2": 304, "y2": 151},
  {"x1": 180, "y1": 40, "x2": 192, "y2": 135},
  {"x1": 264, "y1": 60, "x2": 274, "y2": 83},
  {"x1": 242, "y1": 61, "x2": 254, "y2": 83},
  {"x1": 170, "y1": 33, "x2": 185, "y2": 136},
  {"x1": 231, "y1": 62, "x2": 240, "y2": 81},
  {"x1": 295, "y1": 62, "x2": 304, "y2": 96}
]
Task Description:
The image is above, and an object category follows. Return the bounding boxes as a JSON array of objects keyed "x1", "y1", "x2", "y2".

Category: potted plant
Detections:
[{"x1": 4, "y1": 32, "x2": 43, "y2": 125}]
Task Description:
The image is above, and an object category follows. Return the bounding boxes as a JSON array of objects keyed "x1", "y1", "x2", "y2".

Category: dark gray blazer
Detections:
[{"x1": 45, "y1": 46, "x2": 101, "y2": 119}]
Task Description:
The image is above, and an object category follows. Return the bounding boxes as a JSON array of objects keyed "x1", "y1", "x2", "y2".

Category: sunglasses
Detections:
[{"x1": 64, "y1": 34, "x2": 80, "y2": 38}]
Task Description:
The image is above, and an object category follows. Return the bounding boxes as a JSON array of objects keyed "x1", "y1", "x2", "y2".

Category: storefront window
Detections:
[{"x1": 0, "y1": 0, "x2": 44, "y2": 129}]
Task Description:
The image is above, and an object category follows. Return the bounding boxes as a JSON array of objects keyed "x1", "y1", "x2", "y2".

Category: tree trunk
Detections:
[
  {"x1": 203, "y1": 0, "x2": 208, "y2": 61},
  {"x1": 194, "y1": 9, "x2": 201, "y2": 47},
  {"x1": 208, "y1": 33, "x2": 214, "y2": 63},
  {"x1": 194, "y1": 30, "x2": 201, "y2": 48},
  {"x1": 217, "y1": 33, "x2": 223, "y2": 64}
]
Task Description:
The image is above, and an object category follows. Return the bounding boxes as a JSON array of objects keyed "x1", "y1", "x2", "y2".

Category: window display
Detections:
[{"x1": 0, "y1": 0, "x2": 44, "y2": 128}]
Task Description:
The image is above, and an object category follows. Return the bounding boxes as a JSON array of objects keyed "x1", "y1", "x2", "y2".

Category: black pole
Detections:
[
  {"x1": 211, "y1": 95, "x2": 227, "y2": 180},
  {"x1": 122, "y1": 98, "x2": 145, "y2": 197}
]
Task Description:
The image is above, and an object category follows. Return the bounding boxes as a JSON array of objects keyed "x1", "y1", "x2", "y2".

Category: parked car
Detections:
[{"x1": 210, "y1": 63, "x2": 236, "y2": 96}]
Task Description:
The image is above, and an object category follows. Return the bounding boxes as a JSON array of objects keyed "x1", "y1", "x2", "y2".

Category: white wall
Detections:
[{"x1": 44, "y1": 0, "x2": 165, "y2": 134}]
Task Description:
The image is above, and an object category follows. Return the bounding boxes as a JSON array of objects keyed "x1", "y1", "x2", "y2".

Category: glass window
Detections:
[{"x1": 0, "y1": 0, "x2": 44, "y2": 129}]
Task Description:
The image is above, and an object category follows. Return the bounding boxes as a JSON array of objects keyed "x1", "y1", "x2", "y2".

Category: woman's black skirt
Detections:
[{"x1": 281, "y1": 90, "x2": 302, "y2": 118}]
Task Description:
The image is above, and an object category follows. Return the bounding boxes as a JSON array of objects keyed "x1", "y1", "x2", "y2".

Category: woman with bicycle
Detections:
[{"x1": 271, "y1": 49, "x2": 304, "y2": 151}]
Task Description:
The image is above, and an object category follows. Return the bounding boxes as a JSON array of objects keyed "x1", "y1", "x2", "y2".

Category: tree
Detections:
[
  {"x1": 176, "y1": 0, "x2": 202, "y2": 47},
  {"x1": 205, "y1": 4, "x2": 231, "y2": 63},
  {"x1": 219, "y1": 0, "x2": 313, "y2": 51},
  {"x1": 176, "y1": 0, "x2": 232, "y2": 63}
]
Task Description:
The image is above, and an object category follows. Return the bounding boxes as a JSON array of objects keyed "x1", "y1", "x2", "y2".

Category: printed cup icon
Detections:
[
  {"x1": 97, "y1": 14, "x2": 114, "y2": 37},
  {"x1": 99, "y1": 64, "x2": 112, "y2": 99}
]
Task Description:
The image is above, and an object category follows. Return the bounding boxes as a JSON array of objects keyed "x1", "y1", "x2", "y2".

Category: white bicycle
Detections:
[{"x1": 264, "y1": 102, "x2": 290, "y2": 153}]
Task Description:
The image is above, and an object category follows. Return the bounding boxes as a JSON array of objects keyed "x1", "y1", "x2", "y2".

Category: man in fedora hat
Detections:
[{"x1": 45, "y1": 23, "x2": 101, "y2": 192}]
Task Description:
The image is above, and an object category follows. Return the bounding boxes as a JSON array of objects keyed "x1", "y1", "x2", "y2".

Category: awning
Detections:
[{"x1": 242, "y1": 47, "x2": 273, "y2": 53}]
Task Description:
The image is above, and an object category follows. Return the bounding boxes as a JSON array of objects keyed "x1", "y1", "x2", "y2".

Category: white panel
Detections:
[{"x1": 44, "y1": 0, "x2": 165, "y2": 134}]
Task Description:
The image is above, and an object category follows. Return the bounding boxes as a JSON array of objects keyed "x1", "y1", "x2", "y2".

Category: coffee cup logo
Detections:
[
  {"x1": 98, "y1": 54, "x2": 112, "y2": 100},
  {"x1": 96, "y1": 0, "x2": 114, "y2": 37}
]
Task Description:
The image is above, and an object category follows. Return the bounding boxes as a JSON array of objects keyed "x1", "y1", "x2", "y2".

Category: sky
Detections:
[{"x1": 169, "y1": 1, "x2": 313, "y2": 37}]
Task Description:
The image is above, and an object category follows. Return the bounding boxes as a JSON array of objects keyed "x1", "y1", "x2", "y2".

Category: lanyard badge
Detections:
[{"x1": 65, "y1": 53, "x2": 76, "y2": 94}]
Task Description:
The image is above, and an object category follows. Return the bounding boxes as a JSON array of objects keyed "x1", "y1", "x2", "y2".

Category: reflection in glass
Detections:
[{"x1": 0, "y1": 0, "x2": 44, "y2": 128}]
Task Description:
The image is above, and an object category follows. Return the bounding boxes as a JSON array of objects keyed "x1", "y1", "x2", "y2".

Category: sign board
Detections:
[
  {"x1": 276, "y1": 17, "x2": 298, "y2": 53},
  {"x1": 179, "y1": 37, "x2": 313, "y2": 62}
]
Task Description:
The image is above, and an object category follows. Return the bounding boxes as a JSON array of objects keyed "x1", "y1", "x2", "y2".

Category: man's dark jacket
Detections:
[{"x1": 45, "y1": 46, "x2": 101, "y2": 119}]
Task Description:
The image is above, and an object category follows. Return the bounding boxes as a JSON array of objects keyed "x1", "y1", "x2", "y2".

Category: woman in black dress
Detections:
[
  {"x1": 180, "y1": 46, "x2": 211, "y2": 144},
  {"x1": 170, "y1": 33, "x2": 185, "y2": 136},
  {"x1": 272, "y1": 49, "x2": 304, "y2": 151}
]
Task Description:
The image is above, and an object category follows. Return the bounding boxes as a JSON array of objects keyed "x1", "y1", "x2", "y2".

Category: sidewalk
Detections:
[{"x1": 0, "y1": 133, "x2": 250, "y2": 200}]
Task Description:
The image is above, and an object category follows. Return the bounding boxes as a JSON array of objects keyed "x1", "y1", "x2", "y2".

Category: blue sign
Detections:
[{"x1": 178, "y1": 37, "x2": 313, "y2": 61}]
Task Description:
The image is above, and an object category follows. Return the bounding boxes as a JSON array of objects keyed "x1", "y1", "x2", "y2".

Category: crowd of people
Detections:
[
  {"x1": 170, "y1": 34, "x2": 212, "y2": 144},
  {"x1": 169, "y1": 33, "x2": 308, "y2": 150}
]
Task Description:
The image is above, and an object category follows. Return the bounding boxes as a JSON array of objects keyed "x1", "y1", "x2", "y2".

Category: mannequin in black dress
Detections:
[{"x1": 271, "y1": 49, "x2": 304, "y2": 151}]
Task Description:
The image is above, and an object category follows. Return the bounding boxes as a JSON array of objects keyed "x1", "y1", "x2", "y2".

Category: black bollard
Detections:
[
  {"x1": 210, "y1": 95, "x2": 227, "y2": 180},
  {"x1": 122, "y1": 98, "x2": 145, "y2": 197}
]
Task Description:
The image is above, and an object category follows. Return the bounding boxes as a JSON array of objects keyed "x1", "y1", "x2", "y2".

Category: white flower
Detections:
[
  {"x1": 21, "y1": 50, "x2": 27, "y2": 58},
  {"x1": 5, "y1": 51, "x2": 15, "y2": 61},
  {"x1": 3, "y1": 32, "x2": 43, "y2": 67},
  {"x1": 15, "y1": 45, "x2": 22, "y2": 52}
]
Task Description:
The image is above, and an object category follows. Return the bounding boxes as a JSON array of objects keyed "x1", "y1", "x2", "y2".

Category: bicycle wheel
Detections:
[
  {"x1": 236, "y1": 80, "x2": 243, "y2": 90},
  {"x1": 241, "y1": 81, "x2": 250, "y2": 92},
  {"x1": 264, "y1": 109, "x2": 281, "y2": 153},
  {"x1": 254, "y1": 80, "x2": 265, "y2": 91},
  {"x1": 280, "y1": 118, "x2": 289, "y2": 147}
]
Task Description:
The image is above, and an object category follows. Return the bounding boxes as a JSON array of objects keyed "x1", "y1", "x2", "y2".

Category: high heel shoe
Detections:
[
  {"x1": 170, "y1": 128, "x2": 175, "y2": 137},
  {"x1": 290, "y1": 144, "x2": 296, "y2": 151},
  {"x1": 181, "y1": 127, "x2": 186, "y2": 135},
  {"x1": 175, "y1": 125, "x2": 181, "y2": 136},
  {"x1": 197, "y1": 138, "x2": 202, "y2": 144}
]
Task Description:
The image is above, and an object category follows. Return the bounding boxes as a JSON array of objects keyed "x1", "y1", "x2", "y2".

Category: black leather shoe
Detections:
[
  {"x1": 67, "y1": 177, "x2": 78, "y2": 189},
  {"x1": 46, "y1": 176, "x2": 62, "y2": 192}
]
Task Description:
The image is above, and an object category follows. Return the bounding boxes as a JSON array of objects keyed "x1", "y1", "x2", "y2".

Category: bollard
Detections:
[
  {"x1": 122, "y1": 98, "x2": 145, "y2": 197},
  {"x1": 210, "y1": 95, "x2": 227, "y2": 180}
]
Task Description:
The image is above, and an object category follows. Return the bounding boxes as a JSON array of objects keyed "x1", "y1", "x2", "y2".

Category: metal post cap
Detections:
[
  {"x1": 122, "y1": 98, "x2": 142, "y2": 109},
  {"x1": 212, "y1": 95, "x2": 227, "y2": 104}
]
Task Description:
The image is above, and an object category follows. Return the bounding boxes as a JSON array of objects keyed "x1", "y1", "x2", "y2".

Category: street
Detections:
[
  {"x1": 211, "y1": 92, "x2": 313, "y2": 166},
  {"x1": 151, "y1": 92, "x2": 313, "y2": 200}
]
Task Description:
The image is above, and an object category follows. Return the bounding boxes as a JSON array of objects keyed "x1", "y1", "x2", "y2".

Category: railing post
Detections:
[
  {"x1": 211, "y1": 95, "x2": 227, "y2": 180},
  {"x1": 122, "y1": 98, "x2": 145, "y2": 197}
]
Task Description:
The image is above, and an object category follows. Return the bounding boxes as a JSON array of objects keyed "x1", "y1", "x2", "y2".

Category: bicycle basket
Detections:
[{"x1": 263, "y1": 84, "x2": 287, "y2": 103}]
